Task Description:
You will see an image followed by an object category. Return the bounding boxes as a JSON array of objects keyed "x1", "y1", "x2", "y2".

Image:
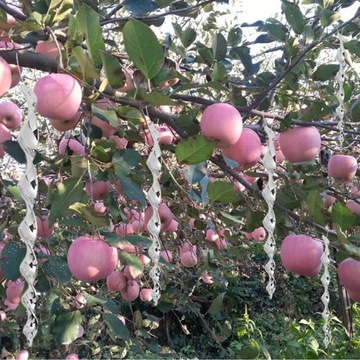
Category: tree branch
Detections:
[{"x1": 0, "y1": 1, "x2": 27, "y2": 21}]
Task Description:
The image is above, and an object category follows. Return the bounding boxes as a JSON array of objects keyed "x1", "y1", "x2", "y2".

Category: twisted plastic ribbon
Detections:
[
  {"x1": 321, "y1": 234, "x2": 331, "y2": 348},
  {"x1": 17, "y1": 84, "x2": 39, "y2": 346},
  {"x1": 145, "y1": 124, "x2": 162, "y2": 305},
  {"x1": 335, "y1": 34, "x2": 346, "y2": 148},
  {"x1": 262, "y1": 124, "x2": 277, "y2": 298}
]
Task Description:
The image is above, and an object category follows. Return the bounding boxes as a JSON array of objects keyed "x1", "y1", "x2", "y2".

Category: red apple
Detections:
[
  {"x1": 200, "y1": 271, "x2": 213, "y2": 284},
  {"x1": 0, "y1": 57, "x2": 12, "y2": 97},
  {"x1": 144, "y1": 203, "x2": 173, "y2": 231},
  {"x1": 65, "y1": 354, "x2": 79, "y2": 360},
  {"x1": 157, "y1": 125, "x2": 174, "y2": 145},
  {"x1": 15, "y1": 350, "x2": 29, "y2": 360},
  {"x1": 49, "y1": 111, "x2": 81, "y2": 132},
  {"x1": 161, "y1": 250, "x2": 173, "y2": 263},
  {"x1": 252, "y1": 227, "x2": 266, "y2": 242},
  {"x1": 6, "y1": 279, "x2": 24, "y2": 304},
  {"x1": 35, "y1": 41, "x2": 63, "y2": 60},
  {"x1": 205, "y1": 229, "x2": 219, "y2": 242},
  {"x1": 347, "y1": 289, "x2": 360, "y2": 302},
  {"x1": 58, "y1": 138, "x2": 85, "y2": 156},
  {"x1": 222, "y1": 128, "x2": 262, "y2": 170},
  {"x1": 338, "y1": 258, "x2": 360, "y2": 293},
  {"x1": 0, "y1": 122, "x2": 12, "y2": 158},
  {"x1": 200, "y1": 103, "x2": 243, "y2": 148},
  {"x1": 120, "y1": 279, "x2": 140, "y2": 301},
  {"x1": 73, "y1": 293, "x2": 87, "y2": 309},
  {"x1": 85, "y1": 180, "x2": 109, "y2": 201},
  {"x1": 280, "y1": 234, "x2": 323, "y2": 277},
  {"x1": 140, "y1": 288, "x2": 153, "y2": 302},
  {"x1": 67, "y1": 235, "x2": 118, "y2": 282},
  {"x1": 323, "y1": 194, "x2": 336, "y2": 208},
  {"x1": 34, "y1": 73, "x2": 82, "y2": 121},
  {"x1": 0, "y1": 42, "x2": 22, "y2": 87},
  {"x1": 107, "y1": 270, "x2": 127, "y2": 291},
  {"x1": 279, "y1": 126, "x2": 321, "y2": 163},
  {"x1": 163, "y1": 219, "x2": 178, "y2": 233},
  {"x1": 180, "y1": 251, "x2": 198, "y2": 267},
  {"x1": 115, "y1": 223, "x2": 134, "y2": 236},
  {"x1": 0, "y1": 101, "x2": 22, "y2": 130},
  {"x1": 328, "y1": 155, "x2": 357, "y2": 181},
  {"x1": 36, "y1": 215, "x2": 54, "y2": 239},
  {"x1": 346, "y1": 200, "x2": 360, "y2": 215}
]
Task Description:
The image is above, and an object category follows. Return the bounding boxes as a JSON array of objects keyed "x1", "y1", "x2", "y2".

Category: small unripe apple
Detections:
[
  {"x1": 0, "y1": 56, "x2": 12, "y2": 96},
  {"x1": 58, "y1": 138, "x2": 85, "y2": 156},
  {"x1": 0, "y1": 101, "x2": 22, "y2": 130},
  {"x1": 34, "y1": 73, "x2": 82, "y2": 121},
  {"x1": 280, "y1": 234, "x2": 323, "y2": 277},
  {"x1": 145, "y1": 203, "x2": 173, "y2": 231},
  {"x1": 279, "y1": 126, "x2": 321, "y2": 163},
  {"x1": 85, "y1": 180, "x2": 110, "y2": 201},
  {"x1": 222, "y1": 128, "x2": 262, "y2": 170},
  {"x1": 6, "y1": 279, "x2": 25, "y2": 304},
  {"x1": 120, "y1": 280, "x2": 140, "y2": 301},
  {"x1": 200, "y1": 103, "x2": 243, "y2": 148},
  {"x1": 180, "y1": 251, "x2": 198, "y2": 267},
  {"x1": 252, "y1": 227, "x2": 266, "y2": 242},
  {"x1": 338, "y1": 258, "x2": 360, "y2": 293},
  {"x1": 328, "y1": 155, "x2": 357, "y2": 181},
  {"x1": 140, "y1": 288, "x2": 153, "y2": 302},
  {"x1": 67, "y1": 236, "x2": 118, "y2": 282},
  {"x1": 107, "y1": 270, "x2": 127, "y2": 291}
]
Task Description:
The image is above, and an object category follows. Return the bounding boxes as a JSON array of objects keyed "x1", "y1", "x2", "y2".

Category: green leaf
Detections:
[
  {"x1": 102, "y1": 232, "x2": 152, "y2": 247},
  {"x1": 142, "y1": 92, "x2": 178, "y2": 106},
  {"x1": 331, "y1": 203, "x2": 356, "y2": 230},
  {"x1": 71, "y1": 46, "x2": 100, "y2": 79},
  {"x1": 123, "y1": 18, "x2": 164, "y2": 79},
  {"x1": 76, "y1": 4, "x2": 105, "y2": 67},
  {"x1": 334, "y1": 223, "x2": 350, "y2": 245},
  {"x1": 52, "y1": 310, "x2": 82, "y2": 345},
  {"x1": 122, "y1": 0, "x2": 159, "y2": 15},
  {"x1": 102, "y1": 313, "x2": 130, "y2": 340},
  {"x1": 212, "y1": 32, "x2": 227, "y2": 61},
  {"x1": 112, "y1": 149, "x2": 141, "y2": 176},
  {"x1": 206, "y1": 292, "x2": 226, "y2": 315},
  {"x1": 312, "y1": 64, "x2": 339, "y2": 81},
  {"x1": 228, "y1": 26, "x2": 242, "y2": 47},
  {"x1": 260, "y1": 23, "x2": 288, "y2": 41},
  {"x1": 82, "y1": 292, "x2": 120, "y2": 314},
  {"x1": 0, "y1": 242, "x2": 26, "y2": 280},
  {"x1": 281, "y1": 0, "x2": 306, "y2": 34},
  {"x1": 120, "y1": 251, "x2": 144, "y2": 274},
  {"x1": 100, "y1": 51, "x2": 125, "y2": 89},
  {"x1": 175, "y1": 135, "x2": 215, "y2": 165},
  {"x1": 49, "y1": 176, "x2": 85, "y2": 225},
  {"x1": 91, "y1": 103, "x2": 119, "y2": 128},
  {"x1": 117, "y1": 173, "x2": 146, "y2": 206},
  {"x1": 42, "y1": 256, "x2": 72, "y2": 284},
  {"x1": 69, "y1": 202, "x2": 110, "y2": 227},
  {"x1": 305, "y1": 190, "x2": 327, "y2": 225},
  {"x1": 229, "y1": 46, "x2": 253, "y2": 75},
  {"x1": 208, "y1": 181, "x2": 240, "y2": 203}
]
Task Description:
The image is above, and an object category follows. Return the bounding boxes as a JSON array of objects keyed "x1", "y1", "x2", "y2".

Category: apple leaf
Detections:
[
  {"x1": 69, "y1": 202, "x2": 110, "y2": 228},
  {"x1": 122, "y1": 0, "x2": 159, "y2": 15},
  {"x1": 212, "y1": 32, "x2": 227, "y2": 61},
  {"x1": 208, "y1": 181, "x2": 240, "y2": 203},
  {"x1": 71, "y1": 46, "x2": 100, "y2": 79},
  {"x1": 175, "y1": 135, "x2": 215, "y2": 165},
  {"x1": 112, "y1": 149, "x2": 141, "y2": 176},
  {"x1": 42, "y1": 256, "x2": 72, "y2": 284},
  {"x1": 76, "y1": 4, "x2": 105, "y2": 67},
  {"x1": 102, "y1": 313, "x2": 130, "y2": 341},
  {"x1": 142, "y1": 92, "x2": 178, "y2": 106},
  {"x1": 123, "y1": 18, "x2": 164, "y2": 79},
  {"x1": 206, "y1": 292, "x2": 226, "y2": 315},
  {"x1": 99, "y1": 51, "x2": 125, "y2": 88},
  {"x1": 52, "y1": 310, "x2": 82, "y2": 345},
  {"x1": 49, "y1": 176, "x2": 85, "y2": 225},
  {"x1": 331, "y1": 203, "x2": 356, "y2": 230},
  {"x1": 0, "y1": 242, "x2": 26, "y2": 280},
  {"x1": 305, "y1": 190, "x2": 327, "y2": 225},
  {"x1": 281, "y1": 0, "x2": 305, "y2": 34},
  {"x1": 116, "y1": 173, "x2": 146, "y2": 206}
]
